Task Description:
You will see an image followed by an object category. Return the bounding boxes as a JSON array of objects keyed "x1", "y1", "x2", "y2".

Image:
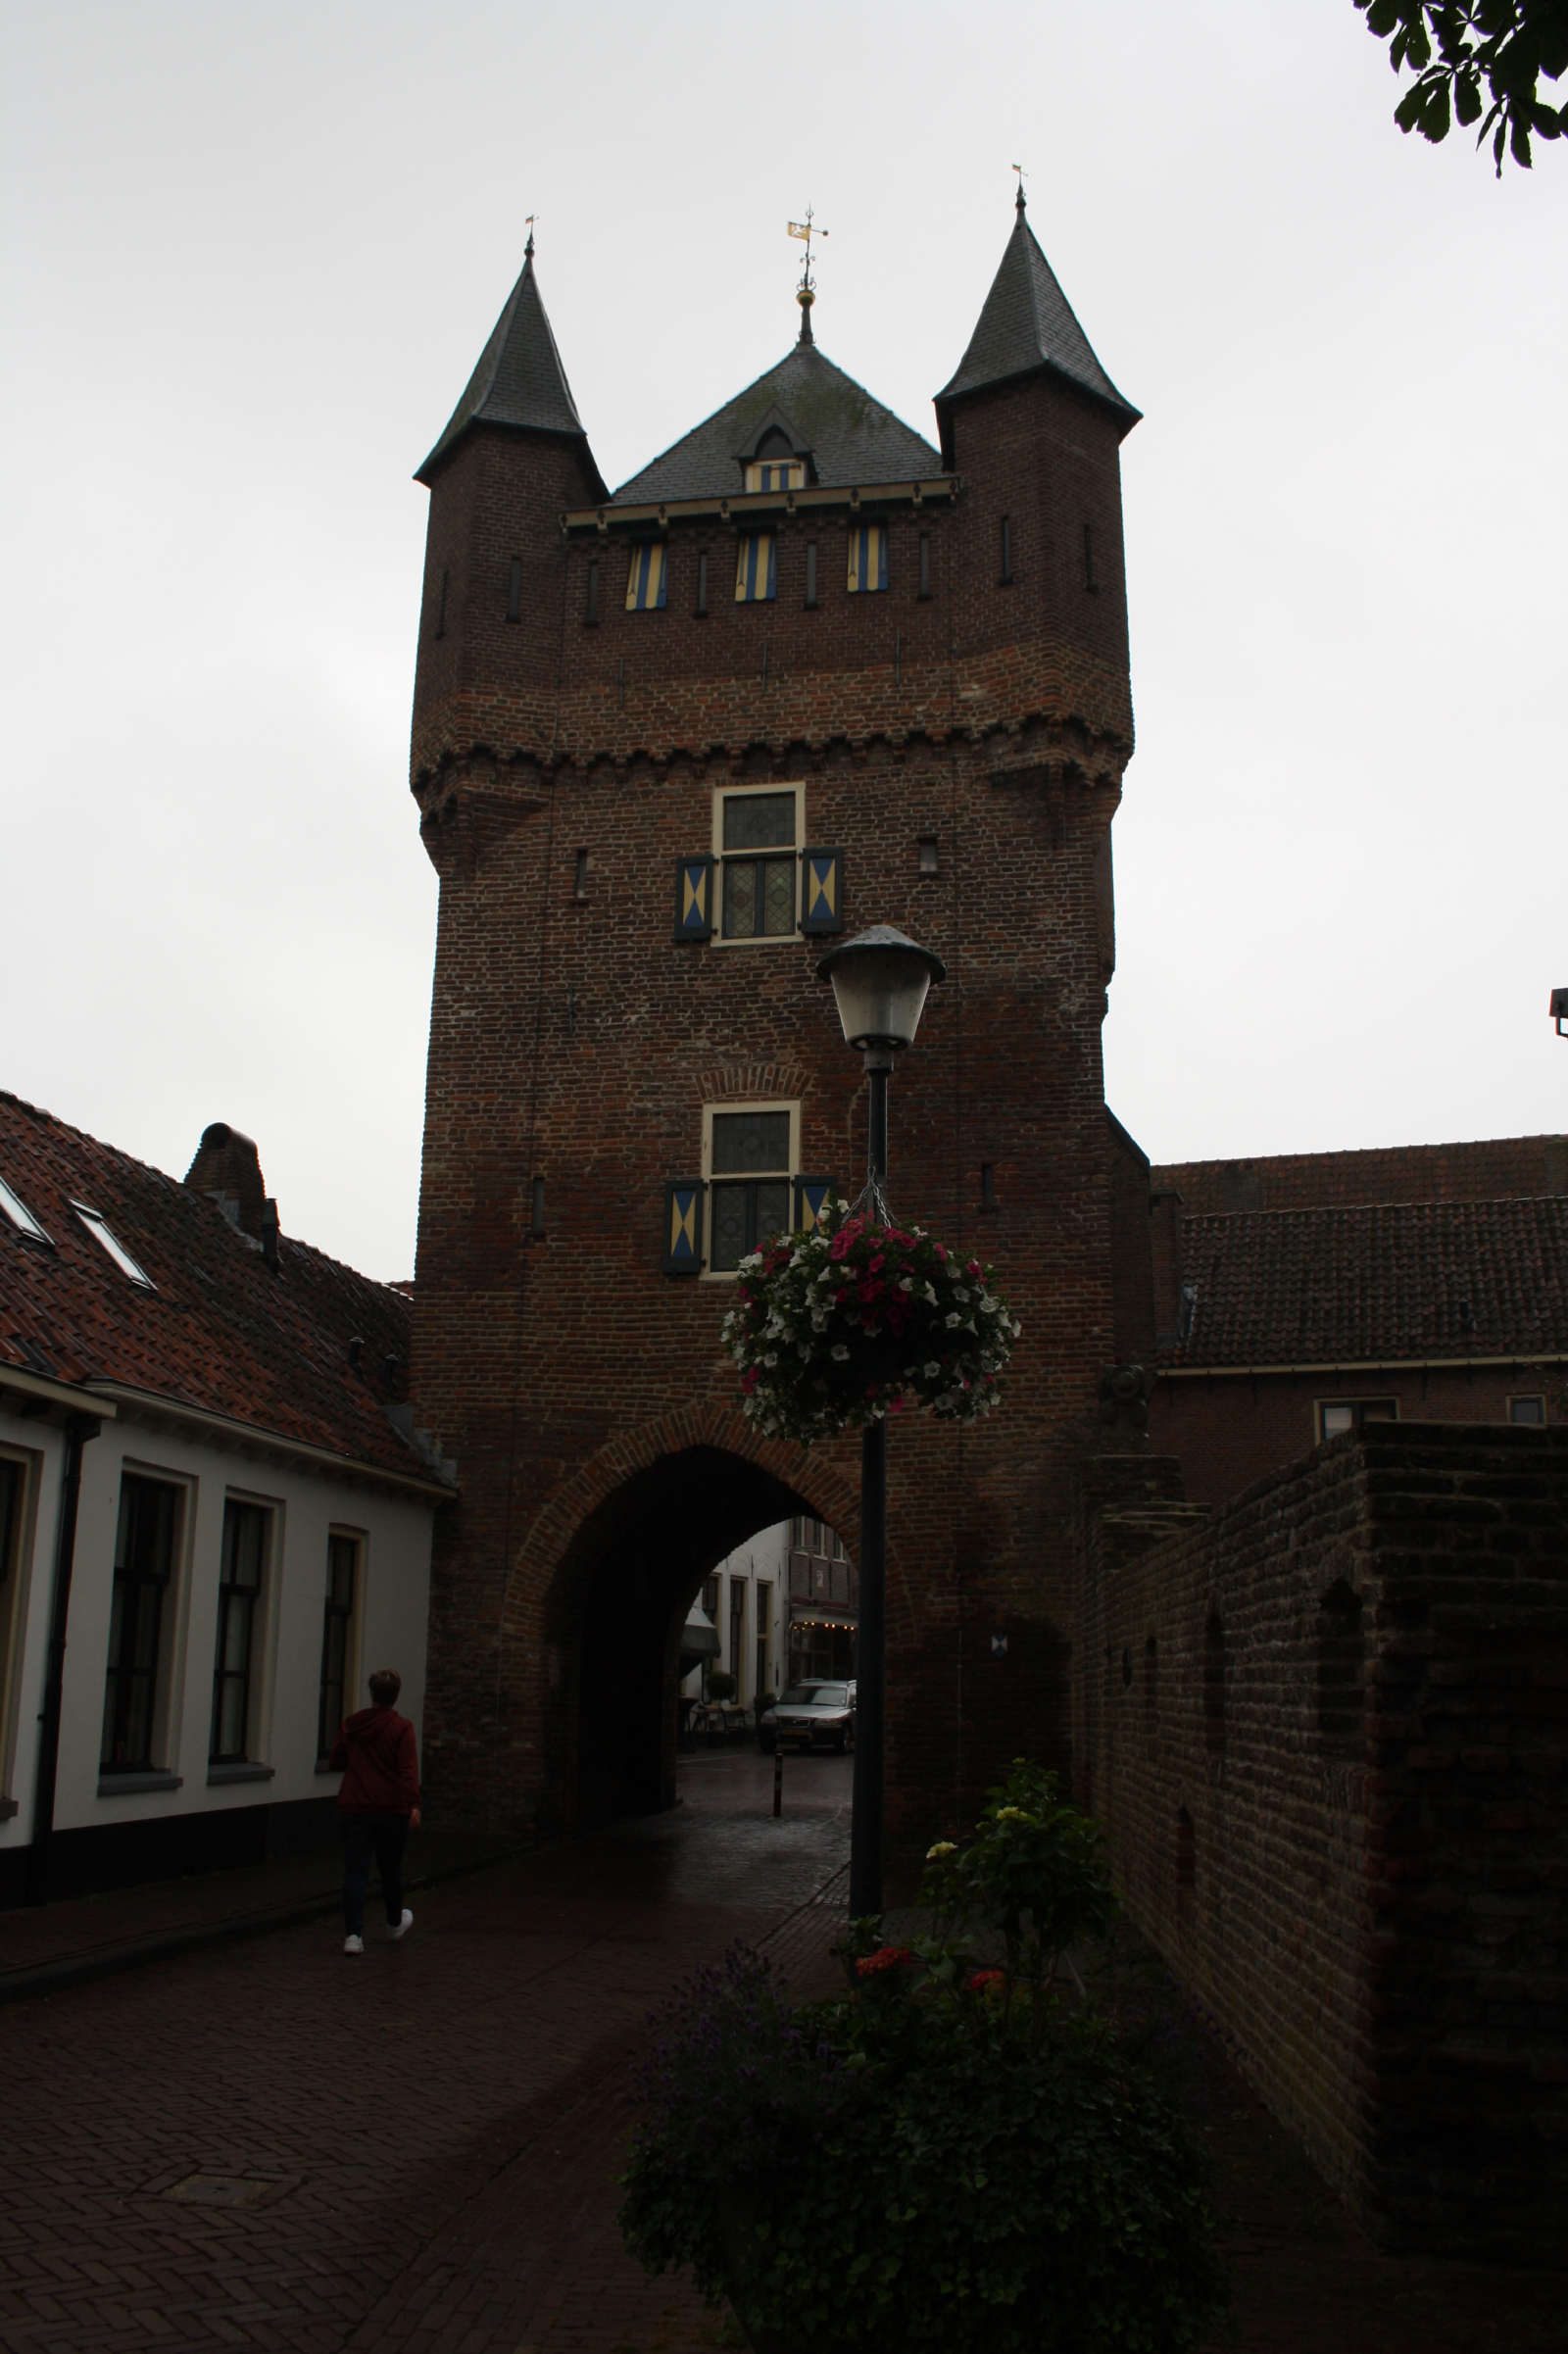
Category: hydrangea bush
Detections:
[{"x1": 721, "y1": 1202, "x2": 1019, "y2": 1447}]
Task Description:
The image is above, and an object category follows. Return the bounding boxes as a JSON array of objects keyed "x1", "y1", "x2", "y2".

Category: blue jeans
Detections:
[{"x1": 340, "y1": 1812, "x2": 409, "y2": 1936}]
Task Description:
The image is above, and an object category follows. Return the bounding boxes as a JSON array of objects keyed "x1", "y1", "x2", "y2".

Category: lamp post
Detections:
[{"x1": 816, "y1": 924, "x2": 947, "y2": 1919}]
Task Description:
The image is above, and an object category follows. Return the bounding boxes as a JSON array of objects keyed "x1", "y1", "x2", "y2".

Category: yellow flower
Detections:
[
  {"x1": 995, "y1": 1806, "x2": 1030, "y2": 1823},
  {"x1": 925, "y1": 1840, "x2": 957, "y2": 1860}
]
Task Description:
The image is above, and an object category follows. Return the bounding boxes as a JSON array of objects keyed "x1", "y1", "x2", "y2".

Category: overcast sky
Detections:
[{"x1": 3, "y1": 1, "x2": 1563, "y2": 1281}]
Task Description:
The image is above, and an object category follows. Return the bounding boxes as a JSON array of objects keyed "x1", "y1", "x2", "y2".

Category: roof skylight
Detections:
[
  {"x1": 72, "y1": 1201, "x2": 155, "y2": 1291},
  {"x1": 0, "y1": 1174, "x2": 52, "y2": 1247}
]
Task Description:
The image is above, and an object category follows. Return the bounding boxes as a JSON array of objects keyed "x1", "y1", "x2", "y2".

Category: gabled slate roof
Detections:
[
  {"x1": 936, "y1": 193, "x2": 1139, "y2": 431},
  {"x1": 612, "y1": 341, "x2": 943, "y2": 505},
  {"x1": 416, "y1": 242, "x2": 604, "y2": 490},
  {"x1": 1166, "y1": 1199, "x2": 1568, "y2": 1369},
  {"x1": 0, "y1": 1091, "x2": 440, "y2": 1488}
]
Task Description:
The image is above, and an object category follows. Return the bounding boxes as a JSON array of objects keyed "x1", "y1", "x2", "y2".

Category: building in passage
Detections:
[
  {"x1": 680, "y1": 1513, "x2": 858, "y2": 1712},
  {"x1": 0, "y1": 1097, "x2": 452, "y2": 1906}
]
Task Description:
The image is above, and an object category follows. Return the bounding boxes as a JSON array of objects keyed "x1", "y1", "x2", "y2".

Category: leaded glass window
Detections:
[
  {"x1": 211, "y1": 1499, "x2": 267, "y2": 1763},
  {"x1": 721, "y1": 793, "x2": 796, "y2": 940},
  {"x1": 101, "y1": 1475, "x2": 177, "y2": 1771},
  {"x1": 710, "y1": 1109, "x2": 791, "y2": 1272}
]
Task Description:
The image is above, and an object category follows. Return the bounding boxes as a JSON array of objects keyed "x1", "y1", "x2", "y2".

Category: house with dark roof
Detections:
[
  {"x1": 1142, "y1": 1133, "x2": 1568, "y2": 1502},
  {"x1": 0, "y1": 1093, "x2": 454, "y2": 1906}
]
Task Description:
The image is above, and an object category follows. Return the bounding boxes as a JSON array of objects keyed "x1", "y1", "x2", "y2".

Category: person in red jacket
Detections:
[{"x1": 329, "y1": 1668, "x2": 421, "y2": 1954}]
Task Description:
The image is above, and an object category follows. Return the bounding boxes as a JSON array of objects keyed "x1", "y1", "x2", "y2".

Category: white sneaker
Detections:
[
  {"x1": 386, "y1": 1909, "x2": 413, "y2": 1941},
  {"x1": 343, "y1": 1934, "x2": 364, "y2": 1954}
]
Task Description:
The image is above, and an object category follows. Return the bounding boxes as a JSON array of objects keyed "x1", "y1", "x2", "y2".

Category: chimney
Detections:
[
  {"x1": 185, "y1": 1123, "x2": 270, "y2": 1239},
  {"x1": 259, "y1": 1199, "x2": 280, "y2": 1274},
  {"x1": 1151, "y1": 1190, "x2": 1185, "y2": 1349}
]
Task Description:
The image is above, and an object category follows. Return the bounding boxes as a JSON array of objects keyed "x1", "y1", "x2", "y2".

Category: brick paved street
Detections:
[{"x1": 0, "y1": 1751, "x2": 853, "y2": 2354}]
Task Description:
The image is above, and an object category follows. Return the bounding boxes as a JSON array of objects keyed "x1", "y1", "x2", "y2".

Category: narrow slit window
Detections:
[
  {"x1": 626, "y1": 542, "x2": 668, "y2": 612},
  {"x1": 1083, "y1": 523, "x2": 1097, "y2": 591},
  {"x1": 584, "y1": 559, "x2": 599, "y2": 624},
  {"x1": 507, "y1": 556, "x2": 522, "y2": 622},
  {"x1": 73, "y1": 1202, "x2": 154, "y2": 1290},
  {"x1": 573, "y1": 847, "x2": 589, "y2": 900},
  {"x1": 805, "y1": 543, "x2": 817, "y2": 608},
  {"x1": 847, "y1": 523, "x2": 888, "y2": 594},
  {"x1": 917, "y1": 834, "x2": 939, "y2": 875},
  {"x1": 696, "y1": 551, "x2": 709, "y2": 615},
  {"x1": 735, "y1": 532, "x2": 776, "y2": 604},
  {"x1": 918, "y1": 533, "x2": 931, "y2": 597}
]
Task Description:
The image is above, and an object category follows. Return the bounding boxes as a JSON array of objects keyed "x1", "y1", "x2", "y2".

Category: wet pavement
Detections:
[{"x1": 0, "y1": 1751, "x2": 853, "y2": 2353}]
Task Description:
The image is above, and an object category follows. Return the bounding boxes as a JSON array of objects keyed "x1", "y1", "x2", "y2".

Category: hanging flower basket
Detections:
[{"x1": 721, "y1": 1202, "x2": 1019, "y2": 1447}]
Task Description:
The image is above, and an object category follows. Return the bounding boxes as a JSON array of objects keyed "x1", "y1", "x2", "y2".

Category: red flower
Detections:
[
  {"x1": 856, "y1": 1945, "x2": 915, "y2": 1979},
  {"x1": 968, "y1": 1968, "x2": 1005, "y2": 1995},
  {"x1": 741, "y1": 1367, "x2": 760, "y2": 1394}
]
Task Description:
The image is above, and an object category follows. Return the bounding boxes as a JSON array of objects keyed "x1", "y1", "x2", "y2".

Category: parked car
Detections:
[{"x1": 759, "y1": 1681, "x2": 856, "y2": 1754}]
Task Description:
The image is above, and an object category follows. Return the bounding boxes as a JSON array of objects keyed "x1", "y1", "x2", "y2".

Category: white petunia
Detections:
[
  {"x1": 763, "y1": 1352, "x2": 778, "y2": 1368},
  {"x1": 830, "y1": 1344, "x2": 850, "y2": 1361},
  {"x1": 946, "y1": 1311, "x2": 962, "y2": 1328},
  {"x1": 923, "y1": 1361, "x2": 942, "y2": 1378},
  {"x1": 924, "y1": 1284, "x2": 939, "y2": 1306},
  {"x1": 952, "y1": 1286, "x2": 970, "y2": 1303}
]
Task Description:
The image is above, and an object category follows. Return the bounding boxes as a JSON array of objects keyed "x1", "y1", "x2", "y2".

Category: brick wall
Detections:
[
  {"x1": 1151, "y1": 1365, "x2": 1561, "y2": 1506},
  {"x1": 406, "y1": 351, "x2": 1142, "y2": 1858},
  {"x1": 1080, "y1": 1422, "x2": 1568, "y2": 2259}
]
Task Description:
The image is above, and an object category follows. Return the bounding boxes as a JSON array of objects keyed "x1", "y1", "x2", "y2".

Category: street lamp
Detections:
[
  {"x1": 816, "y1": 924, "x2": 947, "y2": 1920},
  {"x1": 1552, "y1": 987, "x2": 1568, "y2": 1040}
]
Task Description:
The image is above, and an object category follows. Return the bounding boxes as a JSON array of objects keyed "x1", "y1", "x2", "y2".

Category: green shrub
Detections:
[
  {"x1": 620, "y1": 1766, "x2": 1229, "y2": 2352},
  {"x1": 705, "y1": 1669, "x2": 738, "y2": 1702}
]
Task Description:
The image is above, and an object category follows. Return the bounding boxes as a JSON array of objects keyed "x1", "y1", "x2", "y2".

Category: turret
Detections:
[
  {"x1": 410, "y1": 237, "x2": 608, "y2": 787},
  {"x1": 935, "y1": 188, "x2": 1140, "y2": 749}
]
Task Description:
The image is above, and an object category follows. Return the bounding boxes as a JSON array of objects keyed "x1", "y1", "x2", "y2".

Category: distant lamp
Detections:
[
  {"x1": 1552, "y1": 986, "x2": 1568, "y2": 1039},
  {"x1": 816, "y1": 924, "x2": 947, "y2": 1054}
]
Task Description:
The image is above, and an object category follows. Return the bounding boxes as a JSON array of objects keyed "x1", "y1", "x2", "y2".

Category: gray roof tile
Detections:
[
  {"x1": 936, "y1": 196, "x2": 1139, "y2": 426},
  {"x1": 612, "y1": 340, "x2": 942, "y2": 505},
  {"x1": 416, "y1": 243, "x2": 595, "y2": 485}
]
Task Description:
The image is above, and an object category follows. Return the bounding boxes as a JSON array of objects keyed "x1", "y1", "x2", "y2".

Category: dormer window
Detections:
[
  {"x1": 746, "y1": 460, "x2": 805, "y2": 493},
  {"x1": 625, "y1": 542, "x2": 668, "y2": 612},
  {"x1": 0, "y1": 1175, "x2": 51, "y2": 1247},
  {"x1": 73, "y1": 1201, "x2": 155, "y2": 1291}
]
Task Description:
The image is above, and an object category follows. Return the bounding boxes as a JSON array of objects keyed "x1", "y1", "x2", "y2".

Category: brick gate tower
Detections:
[{"x1": 406, "y1": 197, "x2": 1146, "y2": 1856}]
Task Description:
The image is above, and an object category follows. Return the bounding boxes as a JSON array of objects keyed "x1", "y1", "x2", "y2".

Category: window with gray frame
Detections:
[
  {"x1": 210, "y1": 1499, "x2": 267, "y2": 1763},
  {"x1": 710, "y1": 1109, "x2": 791, "y2": 1271},
  {"x1": 318, "y1": 1534, "x2": 357, "y2": 1760},
  {"x1": 721, "y1": 793, "x2": 796, "y2": 938},
  {"x1": 102, "y1": 1475, "x2": 178, "y2": 1771}
]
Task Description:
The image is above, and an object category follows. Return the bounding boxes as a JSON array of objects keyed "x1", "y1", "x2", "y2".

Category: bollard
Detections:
[{"x1": 772, "y1": 1744, "x2": 783, "y2": 1818}]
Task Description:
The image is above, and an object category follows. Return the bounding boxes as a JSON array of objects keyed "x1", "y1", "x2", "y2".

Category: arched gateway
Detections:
[{"x1": 406, "y1": 199, "x2": 1147, "y2": 1862}]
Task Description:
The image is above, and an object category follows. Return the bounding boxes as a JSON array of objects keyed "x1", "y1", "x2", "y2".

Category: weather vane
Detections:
[
  {"x1": 525, "y1": 211, "x2": 537, "y2": 257},
  {"x1": 787, "y1": 207, "x2": 828, "y2": 317},
  {"x1": 1012, "y1": 164, "x2": 1027, "y2": 208}
]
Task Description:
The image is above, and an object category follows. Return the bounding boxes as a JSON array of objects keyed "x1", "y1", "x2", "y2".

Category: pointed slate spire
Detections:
[
  {"x1": 935, "y1": 192, "x2": 1140, "y2": 451},
  {"x1": 416, "y1": 238, "x2": 599, "y2": 486}
]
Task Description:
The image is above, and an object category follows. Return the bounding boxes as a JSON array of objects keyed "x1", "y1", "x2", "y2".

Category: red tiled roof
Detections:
[
  {"x1": 0, "y1": 1091, "x2": 438, "y2": 1487},
  {"x1": 1166, "y1": 1197, "x2": 1568, "y2": 1369},
  {"x1": 1152, "y1": 1134, "x2": 1567, "y2": 1218}
]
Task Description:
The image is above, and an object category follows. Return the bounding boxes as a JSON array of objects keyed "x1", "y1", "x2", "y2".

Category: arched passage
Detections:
[{"x1": 526, "y1": 1437, "x2": 859, "y2": 1829}]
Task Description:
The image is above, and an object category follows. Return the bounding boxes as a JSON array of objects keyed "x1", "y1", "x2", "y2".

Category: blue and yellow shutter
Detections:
[
  {"x1": 662, "y1": 1179, "x2": 706, "y2": 1276},
  {"x1": 626, "y1": 542, "x2": 668, "y2": 612},
  {"x1": 794, "y1": 1175, "x2": 838, "y2": 1238},
  {"x1": 672, "y1": 855, "x2": 715, "y2": 943},
  {"x1": 734, "y1": 532, "x2": 777, "y2": 603},
  {"x1": 798, "y1": 845, "x2": 844, "y2": 937},
  {"x1": 847, "y1": 523, "x2": 888, "y2": 594}
]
